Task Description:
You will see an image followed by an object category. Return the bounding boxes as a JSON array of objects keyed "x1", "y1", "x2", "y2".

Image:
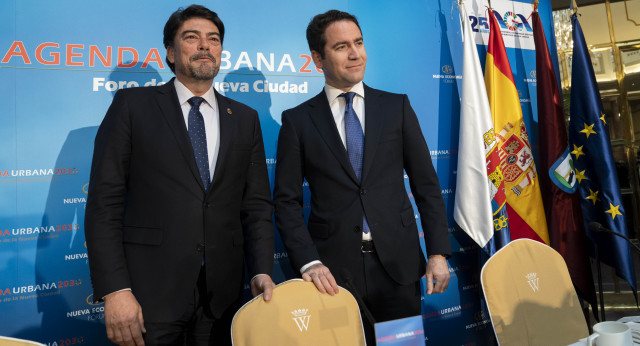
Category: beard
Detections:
[{"x1": 188, "y1": 52, "x2": 219, "y2": 80}]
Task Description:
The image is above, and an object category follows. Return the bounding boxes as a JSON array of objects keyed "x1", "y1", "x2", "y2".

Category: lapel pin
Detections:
[{"x1": 227, "y1": 108, "x2": 232, "y2": 115}]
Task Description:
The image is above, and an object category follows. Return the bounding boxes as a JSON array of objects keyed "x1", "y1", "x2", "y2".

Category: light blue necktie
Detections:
[
  {"x1": 188, "y1": 97, "x2": 211, "y2": 192},
  {"x1": 340, "y1": 92, "x2": 370, "y2": 234}
]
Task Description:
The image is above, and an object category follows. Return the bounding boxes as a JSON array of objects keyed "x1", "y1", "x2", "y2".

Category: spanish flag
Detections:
[{"x1": 485, "y1": 9, "x2": 549, "y2": 244}]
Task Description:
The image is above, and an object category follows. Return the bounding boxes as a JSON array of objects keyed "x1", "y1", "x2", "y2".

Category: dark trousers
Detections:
[
  {"x1": 355, "y1": 251, "x2": 422, "y2": 345},
  {"x1": 142, "y1": 267, "x2": 234, "y2": 346}
]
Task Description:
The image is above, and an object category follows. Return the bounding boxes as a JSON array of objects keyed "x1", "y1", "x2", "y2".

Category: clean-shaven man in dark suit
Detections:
[
  {"x1": 85, "y1": 5, "x2": 275, "y2": 345},
  {"x1": 274, "y1": 9, "x2": 451, "y2": 343}
]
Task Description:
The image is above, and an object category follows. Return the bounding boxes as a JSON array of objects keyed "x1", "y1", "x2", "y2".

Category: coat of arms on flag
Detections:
[
  {"x1": 549, "y1": 148, "x2": 577, "y2": 193},
  {"x1": 496, "y1": 122, "x2": 536, "y2": 197}
]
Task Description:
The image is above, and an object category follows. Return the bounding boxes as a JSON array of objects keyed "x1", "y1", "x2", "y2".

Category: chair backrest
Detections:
[
  {"x1": 481, "y1": 239, "x2": 589, "y2": 346},
  {"x1": 231, "y1": 279, "x2": 366, "y2": 346},
  {"x1": 0, "y1": 336, "x2": 46, "y2": 346}
]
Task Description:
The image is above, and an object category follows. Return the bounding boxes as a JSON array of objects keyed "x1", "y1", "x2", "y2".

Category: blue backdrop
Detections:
[{"x1": 0, "y1": 1, "x2": 557, "y2": 344}]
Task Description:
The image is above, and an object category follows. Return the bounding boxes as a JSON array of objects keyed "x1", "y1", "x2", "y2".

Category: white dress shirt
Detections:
[
  {"x1": 324, "y1": 81, "x2": 366, "y2": 146},
  {"x1": 175, "y1": 79, "x2": 220, "y2": 181}
]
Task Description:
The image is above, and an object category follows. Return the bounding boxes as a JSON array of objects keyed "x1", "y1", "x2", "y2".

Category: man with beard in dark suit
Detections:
[{"x1": 86, "y1": 5, "x2": 275, "y2": 345}]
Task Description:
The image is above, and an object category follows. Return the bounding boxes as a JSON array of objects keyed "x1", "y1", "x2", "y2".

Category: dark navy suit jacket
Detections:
[
  {"x1": 274, "y1": 84, "x2": 450, "y2": 290},
  {"x1": 86, "y1": 78, "x2": 274, "y2": 322}
]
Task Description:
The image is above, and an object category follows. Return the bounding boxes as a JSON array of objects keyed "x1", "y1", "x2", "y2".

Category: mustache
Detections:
[{"x1": 190, "y1": 52, "x2": 216, "y2": 63}]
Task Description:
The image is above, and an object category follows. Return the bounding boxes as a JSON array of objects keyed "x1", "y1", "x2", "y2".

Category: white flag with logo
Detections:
[{"x1": 453, "y1": 3, "x2": 495, "y2": 248}]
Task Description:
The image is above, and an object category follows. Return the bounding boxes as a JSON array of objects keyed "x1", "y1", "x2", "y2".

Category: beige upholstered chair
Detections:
[
  {"x1": 481, "y1": 239, "x2": 589, "y2": 345},
  {"x1": 0, "y1": 337, "x2": 45, "y2": 346},
  {"x1": 231, "y1": 279, "x2": 365, "y2": 345}
]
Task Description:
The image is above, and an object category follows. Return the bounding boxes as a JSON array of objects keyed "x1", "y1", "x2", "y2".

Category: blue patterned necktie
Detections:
[
  {"x1": 340, "y1": 92, "x2": 370, "y2": 234},
  {"x1": 188, "y1": 97, "x2": 211, "y2": 192}
]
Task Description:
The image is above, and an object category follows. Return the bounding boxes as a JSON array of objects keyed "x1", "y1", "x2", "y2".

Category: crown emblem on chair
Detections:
[
  {"x1": 291, "y1": 308, "x2": 309, "y2": 317},
  {"x1": 526, "y1": 272, "x2": 540, "y2": 292},
  {"x1": 291, "y1": 308, "x2": 311, "y2": 332}
]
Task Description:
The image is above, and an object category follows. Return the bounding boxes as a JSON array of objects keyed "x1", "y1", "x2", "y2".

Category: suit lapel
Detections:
[
  {"x1": 361, "y1": 84, "x2": 384, "y2": 183},
  {"x1": 210, "y1": 89, "x2": 232, "y2": 191},
  {"x1": 308, "y1": 90, "x2": 359, "y2": 184},
  {"x1": 154, "y1": 79, "x2": 204, "y2": 191}
]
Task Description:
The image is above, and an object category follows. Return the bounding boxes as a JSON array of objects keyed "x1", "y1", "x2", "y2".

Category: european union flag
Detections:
[{"x1": 568, "y1": 13, "x2": 636, "y2": 295}]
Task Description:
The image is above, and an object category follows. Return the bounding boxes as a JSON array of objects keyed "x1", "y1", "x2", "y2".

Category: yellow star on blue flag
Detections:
[
  {"x1": 586, "y1": 189, "x2": 599, "y2": 205},
  {"x1": 580, "y1": 123, "x2": 596, "y2": 138},
  {"x1": 605, "y1": 203, "x2": 622, "y2": 220},
  {"x1": 571, "y1": 144, "x2": 585, "y2": 160},
  {"x1": 575, "y1": 169, "x2": 588, "y2": 183}
]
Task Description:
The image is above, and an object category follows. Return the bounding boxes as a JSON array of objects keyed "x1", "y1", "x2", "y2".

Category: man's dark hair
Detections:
[
  {"x1": 306, "y1": 10, "x2": 361, "y2": 59},
  {"x1": 163, "y1": 5, "x2": 225, "y2": 73}
]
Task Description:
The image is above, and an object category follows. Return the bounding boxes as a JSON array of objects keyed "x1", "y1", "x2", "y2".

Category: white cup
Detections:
[{"x1": 587, "y1": 321, "x2": 633, "y2": 346}]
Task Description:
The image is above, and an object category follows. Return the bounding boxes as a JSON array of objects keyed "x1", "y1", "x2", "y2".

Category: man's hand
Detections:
[
  {"x1": 250, "y1": 274, "x2": 276, "y2": 301},
  {"x1": 425, "y1": 255, "x2": 450, "y2": 295},
  {"x1": 302, "y1": 263, "x2": 339, "y2": 295},
  {"x1": 104, "y1": 290, "x2": 146, "y2": 345}
]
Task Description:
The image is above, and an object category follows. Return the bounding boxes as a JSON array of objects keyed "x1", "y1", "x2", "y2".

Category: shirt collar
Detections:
[
  {"x1": 174, "y1": 78, "x2": 216, "y2": 111},
  {"x1": 324, "y1": 81, "x2": 365, "y2": 104}
]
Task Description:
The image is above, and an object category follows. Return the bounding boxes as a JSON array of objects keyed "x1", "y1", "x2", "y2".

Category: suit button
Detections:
[
  {"x1": 204, "y1": 202, "x2": 211, "y2": 208},
  {"x1": 196, "y1": 243, "x2": 205, "y2": 253},
  {"x1": 360, "y1": 188, "x2": 367, "y2": 195},
  {"x1": 354, "y1": 226, "x2": 361, "y2": 233}
]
